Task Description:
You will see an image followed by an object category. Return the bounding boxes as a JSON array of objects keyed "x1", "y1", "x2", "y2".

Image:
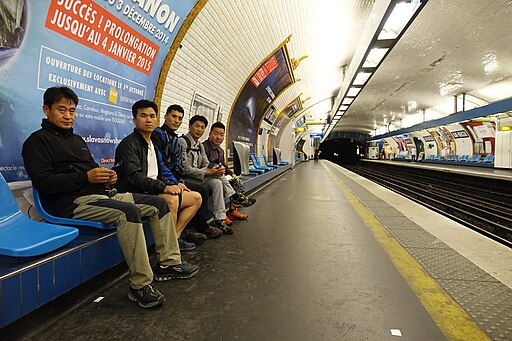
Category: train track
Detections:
[{"x1": 343, "y1": 163, "x2": 512, "y2": 247}]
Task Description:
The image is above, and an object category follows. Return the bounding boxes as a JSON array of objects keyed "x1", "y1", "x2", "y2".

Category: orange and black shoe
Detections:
[
  {"x1": 227, "y1": 208, "x2": 248, "y2": 220},
  {"x1": 224, "y1": 217, "x2": 233, "y2": 226}
]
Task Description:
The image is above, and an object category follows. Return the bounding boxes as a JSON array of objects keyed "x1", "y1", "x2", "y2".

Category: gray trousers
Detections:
[
  {"x1": 202, "y1": 176, "x2": 236, "y2": 220},
  {"x1": 72, "y1": 193, "x2": 181, "y2": 289}
]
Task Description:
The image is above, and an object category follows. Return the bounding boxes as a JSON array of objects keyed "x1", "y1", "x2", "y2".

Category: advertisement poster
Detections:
[
  {"x1": 0, "y1": 0, "x2": 197, "y2": 182},
  {"x1": 461, "y1": 121, "x2": 496, "y2": 154},
  {"x1": 227, "y1": 46, "x2": 294, "y2": 157},
  {"x1": 268, "y1": 97, "x2": 301, "y2": 158}
]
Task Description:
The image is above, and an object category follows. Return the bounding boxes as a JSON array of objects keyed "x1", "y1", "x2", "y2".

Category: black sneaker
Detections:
[
  {"x1": 178, "y1": 238, "x2": 196, "y2": 251},
  {"x1": 242, "y1": 195, "x2": 256, "y2": 207},
  {"x1": 231, "y1": 195, "x2": 247, "y2": 208},
  {"x1": 181, "y1": 231, "x2": 207, "y2": 245},
  {"x1": 204, "y1": 226, "x2": 222, "y2": 239},
  {"x1": 154, "y1": 261, "x2": 199, "y2": 281},
  {"x1": 212, "y1": 220, "x2": 234, "y2": 235},
  {"x1": 128, "y1": 284, "x2": 165, "y2": 308}
]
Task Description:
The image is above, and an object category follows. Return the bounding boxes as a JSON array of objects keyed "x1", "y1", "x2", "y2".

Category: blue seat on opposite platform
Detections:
[
  {"x1": 0, "y1": 173, "x2": 78, "y2": 257},
  {"x1": 33, "y1": 188, "x2": 115, "y2": 230}
]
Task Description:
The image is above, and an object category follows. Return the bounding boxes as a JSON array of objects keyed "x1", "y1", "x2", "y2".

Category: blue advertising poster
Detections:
[
  {"x1": 0, "y1": 0, "x2": 197, "y2": 182},
  {"x1": 227, "y1": 46, "x2": 294, "y2": 157}
]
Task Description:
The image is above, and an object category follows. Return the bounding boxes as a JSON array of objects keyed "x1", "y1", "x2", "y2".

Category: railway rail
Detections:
[{"x1": 343, "y1": 163, "x2": 512, "y2": 247}]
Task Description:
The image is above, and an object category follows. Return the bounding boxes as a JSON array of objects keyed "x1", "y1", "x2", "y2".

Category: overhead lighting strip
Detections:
[{"x1": 322, "y1": 0, "x2": 428, "y2": 143}]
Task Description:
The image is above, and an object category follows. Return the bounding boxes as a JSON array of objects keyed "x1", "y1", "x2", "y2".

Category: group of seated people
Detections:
[{"x1": 22, "y1": 86, "x2": 255, "y2": 309}]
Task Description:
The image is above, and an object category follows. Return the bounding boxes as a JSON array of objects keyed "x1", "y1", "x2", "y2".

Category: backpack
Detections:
[
  {"x1": 154, "y1": 128, "x2": 186, "y2": 178},
  {"x1": 180, "y1": 135, "x2": 201, "y2": 154}
]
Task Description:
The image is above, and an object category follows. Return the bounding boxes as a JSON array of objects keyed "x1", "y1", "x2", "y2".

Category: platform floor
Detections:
[{"x1": 25, "y1": 161, "x2": 511, "y2": 340}]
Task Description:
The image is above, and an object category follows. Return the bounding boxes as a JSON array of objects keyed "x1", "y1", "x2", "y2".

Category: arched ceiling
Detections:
[{"x1": 161, "y1": 0, "x2": 512, "y2": 137}]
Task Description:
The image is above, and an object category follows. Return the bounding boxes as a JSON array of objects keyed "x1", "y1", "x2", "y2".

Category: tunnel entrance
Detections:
[{"x1": 319, "y1": 138, "x2": 363, "y2": 165}]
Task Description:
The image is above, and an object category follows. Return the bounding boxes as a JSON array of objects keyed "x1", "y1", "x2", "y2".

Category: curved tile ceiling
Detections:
[{"x1": 161, "y1": 0, "x2": 511, "y2": 137}]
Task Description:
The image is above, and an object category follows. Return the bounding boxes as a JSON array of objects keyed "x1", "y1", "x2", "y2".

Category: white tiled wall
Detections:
[{"x1": 160, "y1": 0, "x2": 372, "y2": 147}]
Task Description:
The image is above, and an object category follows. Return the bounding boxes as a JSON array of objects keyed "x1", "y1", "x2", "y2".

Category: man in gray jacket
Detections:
[{"x1": 179, "y1": 115, "x2": 237, "y2": 235}]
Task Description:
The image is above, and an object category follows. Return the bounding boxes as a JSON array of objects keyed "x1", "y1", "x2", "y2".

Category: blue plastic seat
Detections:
[
  {"x1": 469, "y1": 154, "x2": 481, "y2": 162},
  {"x1": 250, "y1": 154, "x2": 272, "y2": 172},
  {"x1": 248, "y1": 166, "x2": 265, "y2": 175},
  {"x1": 33, "y1": 188, "x2": 115, "y2": 230},
  {"x1": 479, "y1": 154, "x2": 494, "y2": 163},
  {"x1": 262, "y1": 155, "x2": 278, "y2": 169},
  {"x1": 0, "y1": 173, "x2": 78, "y2": 257}
]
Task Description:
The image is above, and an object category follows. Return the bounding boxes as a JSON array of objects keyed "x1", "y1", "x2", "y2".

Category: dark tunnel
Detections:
[{"x1": 319, "y1": 138, "x2": 363, "y2": 165}]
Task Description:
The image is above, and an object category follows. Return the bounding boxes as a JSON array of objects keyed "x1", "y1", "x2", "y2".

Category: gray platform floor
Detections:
[{"x1": 27, "y1": 161, "x2": 511, "y2": 340}]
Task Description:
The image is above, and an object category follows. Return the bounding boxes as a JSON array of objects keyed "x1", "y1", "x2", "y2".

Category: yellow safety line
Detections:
[{"x1": 323, "y1": 163, "x2": 490, "y2": 341}]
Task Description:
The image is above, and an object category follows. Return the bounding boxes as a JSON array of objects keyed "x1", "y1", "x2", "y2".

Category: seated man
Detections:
[
  {"x1": 22, "y1": 87, "x2": 198, "y2": 309},
  {"x1": 152, "y1": 104, "x2": 222, "y2": 240},
  {"x1": 203, "y1": 121, "x2": 255, "y2": 223},
  {"x1": 113, "y1": 100, "x2": 202, "y2": 251},
  {"x1": 179, "y1": 115, "x2": 238, "y2": 235}
]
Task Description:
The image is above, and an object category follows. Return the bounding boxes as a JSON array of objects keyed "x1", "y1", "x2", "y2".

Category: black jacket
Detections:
[
  {"x1": 113, "y1": 129, "x2": 172, "y2": 195},
  {"x1": 22, "y1": 119, "x2": 104, "y2": 217}
]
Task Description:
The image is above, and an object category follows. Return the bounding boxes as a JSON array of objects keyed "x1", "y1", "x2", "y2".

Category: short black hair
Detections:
[
  {"x1": 189, "y1": 115, "x2": 208, "y2": 128},
  {"x1": 43, "y1": 87, "x2": 79, "y2": 107},
  {"x1": 166, "y1": 104, "x2": 184, "y2": 115},
  {"x1": 210, "y1": 122, "x2": 225, "y2": 132},
  {"x1": 132, "y1": 99, "x2": 158, "y2": 118}
]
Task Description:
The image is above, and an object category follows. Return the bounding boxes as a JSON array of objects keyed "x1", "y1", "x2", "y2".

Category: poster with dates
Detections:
[{"x1": 0, "y1": 0, "x2": 197, "y2": 182}]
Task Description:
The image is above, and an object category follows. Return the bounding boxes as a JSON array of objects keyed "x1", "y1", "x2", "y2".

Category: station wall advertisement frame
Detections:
[{"x1": 0, "y1": 0, "x2": 198, "y2": 182}]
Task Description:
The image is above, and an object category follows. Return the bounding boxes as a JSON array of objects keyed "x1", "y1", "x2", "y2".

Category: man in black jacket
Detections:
[
  {"x1": 22, "y1": 87, "x2": 197, "y2": 309},
  {"x1": 113, "y1": 100, "x2": 202, "y2": 251}
]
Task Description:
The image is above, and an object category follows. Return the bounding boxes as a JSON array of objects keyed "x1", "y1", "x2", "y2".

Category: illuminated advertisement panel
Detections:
[
  {"x1": 227, "y1": 46, "x2": 294, "y2": 157},
  {"x1": 0, "y1": 0, "x2": 197, "y2": 182},
  {"x1": 268, "y1": 97, "x2": 301, "y2": 158}
]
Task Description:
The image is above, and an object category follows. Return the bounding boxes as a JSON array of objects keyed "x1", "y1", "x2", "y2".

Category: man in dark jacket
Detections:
[
  {"x1": 22, "y1": 87, "x2": 196, "y2": 309},
  {"x1": 114, "y1": 100, "x2": 202, "y2": 251}
]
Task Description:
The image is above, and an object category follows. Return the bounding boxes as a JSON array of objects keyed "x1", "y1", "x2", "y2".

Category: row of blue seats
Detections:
[
  {"x1": 248, "y1": 154, "x2": 287, "y2": 175},
  {"x1": 425, "y1": 154, "x2": 494, "y2": 163}
]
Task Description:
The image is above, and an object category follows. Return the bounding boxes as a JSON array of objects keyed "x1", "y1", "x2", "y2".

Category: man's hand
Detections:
[
  {"x1": 106, "y1": 171, "x2": 117, "y2": 185},
  {"x1": 164, "y1": 185, "x2": 182, "y2": 195},
  {"x1": 215, "y1": 165, "x2": 225, "y2": 176},
  {"x1": 87, "y1": 167, "x2": 116, "y2": 184},
  {"x1": 231, "y1": 173, "x2": 238, "y2": 180},
  {"x1": 205, "y1": 167, "x2": 218, "y2": 177},
  {"x1": 177, "y1": 182, "x2": 190, "y2": 192}
]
